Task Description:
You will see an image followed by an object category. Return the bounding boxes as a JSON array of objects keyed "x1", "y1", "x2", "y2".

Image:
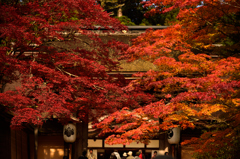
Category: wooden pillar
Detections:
[
  {"x1": 34, "y1": 127, "x2": 38, "y2": 159},
  {"x1": 174, "y1": 129, "x2": 181, "y2": 159},
  {"x1": 159, "y1": 118, "x2": 164, "y2": 150},
  {"x1": 64, "y1": 142, "x2": 70, "y2": 159},
  {"x1": 169, "y1": 144, "x2": 181, "y2": 159},
  {"x1": 72, "y1": 120, "x2": 88, "y2": 159},
  {"x1": 159, "y1": 118, "x2": 170, "y2": 154},
  {"x1": 0, "y1": 117, "x2": 11, "y2": 159},
  {"x1": 170, "y1": 145, "x2": 174, "y2": 157},
  {"x1": 176, "y1": 143, "x2": 181, "y2": 159},
  {"x1": 27, "y1": 133, "x2": 31, "y2": 159}
]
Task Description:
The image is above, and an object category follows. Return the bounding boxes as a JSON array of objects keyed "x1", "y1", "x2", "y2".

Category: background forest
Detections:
[{"x1": 97, "y1": 0, "x2": 179, "y2": 26}]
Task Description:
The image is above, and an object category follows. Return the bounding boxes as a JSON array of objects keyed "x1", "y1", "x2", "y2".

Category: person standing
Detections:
[
  {"x1": 127, "y1": 151, "x2": 134, "y2": 159},
  {"x1": 138, "y1": 150, "x2": 145, "y2": 159},
  {"x1": 99, "y1": 153, "x2": 104, "y2": 159},
  {"x1": 87, "y1": 149, "x2": 96, "y2": 159},
  {"x1": 113, "y1": 150, "x2": 121, "y2": 159},
  {"x1": 122, "y1": 152, "x2": 128, "y2": 159},
  {"x1": 135, "y1": 152, "x2": 141, "y2": 159},
  {"x1": 151, "y1": 151, "x2": 158, "y2": 159},
  {"x1": 78, "y1": 150, "x2": 88, "y2": 159},
  {"x1": 110, "y1": 152, "x2": 118, "y2": 159}
]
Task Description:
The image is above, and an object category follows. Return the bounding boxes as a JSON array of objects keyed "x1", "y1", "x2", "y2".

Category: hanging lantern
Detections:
[
  {"x1": 63, "y1": 123, "x2": 76, "y2": 143},
  {"x1": 167, "y1": 126, "x2": 181, "y2": 144}
]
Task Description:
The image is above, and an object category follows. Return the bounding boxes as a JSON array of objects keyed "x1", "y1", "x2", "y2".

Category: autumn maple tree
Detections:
[
  {"x1": 0, "y1": 0, "x2": 152, "y2": 129},
  {"x1": 96, "y1": 0, "x2": 240, "y2": 158}
]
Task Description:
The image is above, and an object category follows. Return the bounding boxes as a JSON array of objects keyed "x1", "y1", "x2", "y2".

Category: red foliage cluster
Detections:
[
  {"x1": 97, "y1": 54, "x2": 240, "y2": 145},
  {"x1": 96, "y1": 0, "x2": 240, "y2": 158},
  {"x1": 0, "y1": 0, "x2": 152, "y2": 128}
]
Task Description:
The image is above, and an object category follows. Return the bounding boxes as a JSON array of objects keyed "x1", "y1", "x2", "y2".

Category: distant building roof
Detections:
[
  {"x1": 127, "y1": 26, "x2": 168, "y2": 30},
  {"x1": 92, "y1": 25, "x2": 168, "y2": 30}
]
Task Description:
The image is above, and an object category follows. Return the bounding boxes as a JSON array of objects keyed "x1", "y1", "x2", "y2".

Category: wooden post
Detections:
[
  {"x1": 175, "y1": 144, "x2": 178, "y2": 159},
  {"x1": 34, "y1": 127, "x2": 38, "y2": 159},
  {"x1": 176, "y1": 143, "x2": 181, "y2": 159},
  {"x1": 171, "y1": 145, "x2": 174, "y2": 157},
  {"x1": 64, "y1": 142, "x2": 70, "y2": 159},
  {"x1": 170, "y1": 144, "x2": 181, "y2": 159},
  {"x1": 72, "y1": 119, "x2": 88, "y2": 159},
  {"x1": 159, "y1": 118, "x2": 170, "y2": 155},
  {"x1": 159, "y1": 118, "x2": 165, "y2": 152},
  {"x1": 82, "y1": 120, "x2": 88, "y2": 151}
]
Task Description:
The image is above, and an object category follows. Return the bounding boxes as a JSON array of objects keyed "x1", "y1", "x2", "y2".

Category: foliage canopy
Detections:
[
  {"x1": 0, "y1": 0, "x2": 151, "y2": 128},
  {"x1": 96, "y1": 0, "x2": 240, "y2": 158}
]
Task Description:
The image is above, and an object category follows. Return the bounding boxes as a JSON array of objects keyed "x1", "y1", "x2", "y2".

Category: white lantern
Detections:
[
  {"x1": 63, "y1": 123, "x2": 76, "y2": 143},
  {"x1": 167, "y1": 127, "x2": 181, "y2": 144}
]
